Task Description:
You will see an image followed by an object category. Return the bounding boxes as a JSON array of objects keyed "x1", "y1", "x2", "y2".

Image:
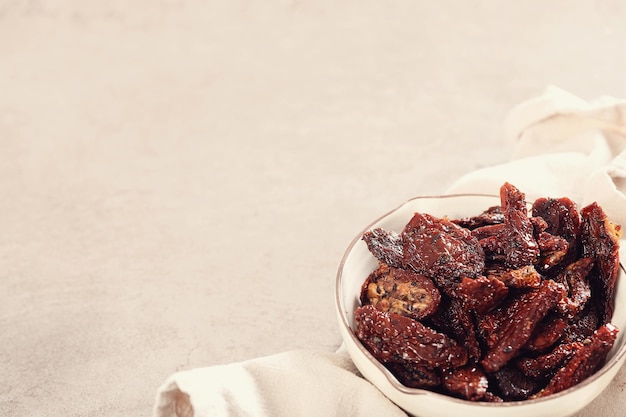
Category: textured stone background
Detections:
[{"x1": 2, "y1": 1, "x2": 626, "y2": 416}]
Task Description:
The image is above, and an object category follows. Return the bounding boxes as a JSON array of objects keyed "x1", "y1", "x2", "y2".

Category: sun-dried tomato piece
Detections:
[
  {"x1": 479, "y1": 280, "x2": 565, "y2": 373},
  {"x1": 485, "y1": 265, "x2": 542, "y2": 289},
  {"x1": 360, "y1": 263, "x2": 441, "y2": 320},
  {"x1": 517, "y1": 340, "x2": 584, "y2": 378},
  {"x1": 554, "y1": 258, "x2": 594, "y2": 318},
  {"x1": 524, "y1": 313, "x2": 569, "y2": 352},
  {"x1": 354, "y1": 305, "x2": 468, "y2": 368},
  {"x1": 363, "y1": 213, "x2": 485, "y2": 283},
  {"x1": 385, "y1": 362, "x2": 441, "y2": 389},
  {"x1": 562, "y1": 303, "x2": 601, "y2": 344},
  {"x1": 472, "y1": 183, "x2": 539, "y2": 269},
  {"x1": 362, "y1": 228, "x2": 404, "y2": 269},
  {"x1": 535, "y1": 231, "x2": 569, "y2": 272},
  {"x1": 453, "y1": 276, "x2": 508, "y2": 314},
  {"x1": 453, "y1": 205, "x2": 504, "y2": 230},
  {"x1": 532, "y1": 197, "x2": 582, "y2": 269},
  {"x1": 533, "y1": 324, "x2": 618, "y2": 398},
  {"x1": 581, "y1": 202, "x2": 622, "y2": 324},
  {"x1": 530, "y1": 215, "x2": 549, "y2": 234},
  {"x1": 472, "y1": 223, "x2": 506, "y2": 260},
  {"x1": 477, "y1": 302, "x2": 510, "y2": 351},
  {"x1": 401, "y1": 212, "x2": 485, "y2": 279},
  {"x1": 429, "y1": 296, "x2": 483, "y2": 362},
  {"x1": 442, "y1": 366, "x2": 489, "y2": 401},
  {"x1": 501, "y1": 183, "x2": 541, "y2": 267},
  {"x1": 491, "y1": 365, "x2": 543, "y2": 400}
]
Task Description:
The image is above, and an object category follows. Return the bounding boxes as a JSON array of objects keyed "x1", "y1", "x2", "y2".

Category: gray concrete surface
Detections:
[{"x1": 2, "y1": 1, "x2": 626, "y2": 416}]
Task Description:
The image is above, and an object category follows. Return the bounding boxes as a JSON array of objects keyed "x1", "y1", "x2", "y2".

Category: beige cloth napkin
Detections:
[
  {"x1": 447, "y1": 85, "x2": 626, "y2": 227},
  {"x1": 153, "y1": 86, "x2": 626, "y2": 417},
  {"x1": 153, "y1": 348, "x2": 408, "y2": 417}
]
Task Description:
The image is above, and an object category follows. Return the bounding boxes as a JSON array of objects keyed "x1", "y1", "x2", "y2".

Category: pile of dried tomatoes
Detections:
[{"x1": 355, "y1": 182, "x2": 621, "y2": 401}]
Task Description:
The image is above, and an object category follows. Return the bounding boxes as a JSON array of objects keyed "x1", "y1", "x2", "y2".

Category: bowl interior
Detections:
[{"x1": 336, "y1": 194, "x2": 626, "y2": 417}]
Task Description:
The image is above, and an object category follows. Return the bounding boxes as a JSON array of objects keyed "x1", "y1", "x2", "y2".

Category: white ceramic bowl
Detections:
[{"x1": 336, "y1": 194, "x2": 626, "y2": 417}]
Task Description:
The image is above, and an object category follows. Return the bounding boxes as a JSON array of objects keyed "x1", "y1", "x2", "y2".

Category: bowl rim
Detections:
[{"x1": 335, "y1": 193, "x2": 626, "y2": 408}]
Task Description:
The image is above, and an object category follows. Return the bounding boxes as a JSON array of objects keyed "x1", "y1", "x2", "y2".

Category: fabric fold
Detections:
[
  {"x1": 449, "y1": 85, "x2": 626, "y2": 226},
  {"x1": 153, "y1": 350, "x2": 408, "y2": 417}
]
